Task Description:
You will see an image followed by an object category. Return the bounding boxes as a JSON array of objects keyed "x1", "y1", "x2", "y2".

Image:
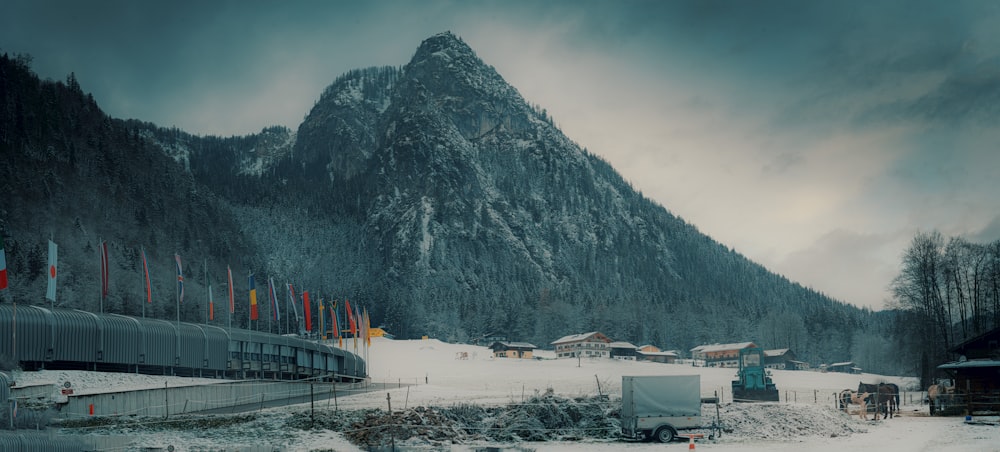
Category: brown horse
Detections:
[{"x1": 859, "y1": 382, "x2": 898, "y2": 419}]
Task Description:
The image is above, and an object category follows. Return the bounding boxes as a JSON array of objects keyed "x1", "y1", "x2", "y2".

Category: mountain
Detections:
[{"x1": 0, "y1": 34, "x2": 902, "y2": 372}]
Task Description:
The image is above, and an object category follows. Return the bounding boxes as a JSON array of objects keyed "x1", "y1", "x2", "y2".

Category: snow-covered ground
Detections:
[{"x1": 10, "y1": 337, "x2": 1000, "y2": 451}]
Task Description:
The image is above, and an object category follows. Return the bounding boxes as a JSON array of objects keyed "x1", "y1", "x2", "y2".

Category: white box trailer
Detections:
[{"x1": 621, "y1": 375, "x2": 703, "y2": 443}]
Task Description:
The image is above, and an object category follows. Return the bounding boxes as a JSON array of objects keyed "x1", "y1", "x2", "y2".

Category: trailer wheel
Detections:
[{"x1": 654, "y1": 426, "x2": 676, "y2": 443}]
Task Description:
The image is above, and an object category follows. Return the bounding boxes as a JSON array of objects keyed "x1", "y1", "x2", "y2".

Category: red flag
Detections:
[
  {"x1": 303, "y1": 291, "x2": 312, "y2": 332},
  {"x1": 227, "y1": 266, "x2": 234, "y2": 313},
  {"x1": 100, "y1": 241, "x2": 109, "y2": 297},
  {"x1": 345, "y1": 299, "x2": 356, "y2": 337},
  {"x1": 141, "y1": 248, "x2": 151, "y2": 304}
]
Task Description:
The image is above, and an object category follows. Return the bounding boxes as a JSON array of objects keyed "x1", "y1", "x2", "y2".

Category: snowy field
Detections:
[{"x1": 10, "y1": 337, "x2": 1000, "y2": 451}]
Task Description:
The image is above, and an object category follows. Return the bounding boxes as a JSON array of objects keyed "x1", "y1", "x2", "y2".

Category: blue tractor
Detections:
[{"x1": 731, "y1": 347, "x2": 780, "y2": 402}]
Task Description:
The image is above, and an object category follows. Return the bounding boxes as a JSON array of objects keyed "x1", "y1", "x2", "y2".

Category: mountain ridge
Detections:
[{"x1": 0, "y1": 34, "x2": 902, "y2": 372}]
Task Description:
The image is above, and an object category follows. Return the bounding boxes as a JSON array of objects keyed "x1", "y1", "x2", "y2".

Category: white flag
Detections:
[{"x1": 46, "y1": 240, "x2": 58, "y2": 302}]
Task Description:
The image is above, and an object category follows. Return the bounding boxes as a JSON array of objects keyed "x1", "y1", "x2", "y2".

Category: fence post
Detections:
[{"x1": 387, "y1": 393, "x2": 395, "y2": 452}]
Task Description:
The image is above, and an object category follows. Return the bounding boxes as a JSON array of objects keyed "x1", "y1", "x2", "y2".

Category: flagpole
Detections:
[
  {"x1": 140, "y1": 247, "x2": 145, "y2": 319},
  {"x1": 98, "y1": 238, "x2": 103, "y2": 315},
  {"x1": 267, "y1": 278, "x2": 271, "y2": 334},
  {"x1": 12, "y1": 299, "x2": 16, "y2": 367},
  {"x1": 175, "y1": 254, "x2": 180, "y2": 326},
  {"x1": 47, "y1": 236, "x2": 55, "y2": 310},
  {"x1": 248, "y1": 271, "x2": 252, "y2": 331},
  {"x1": 204, "y1": 259, "x2": 208, "y2": 324}
]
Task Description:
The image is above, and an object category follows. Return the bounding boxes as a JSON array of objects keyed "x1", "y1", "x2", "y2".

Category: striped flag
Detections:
[
  {"x1": 141, "y1": 248, "x2": 151, "y2": 304},
  {"x1": 174, "y1": 254, "x2": 184, "y2": 304},
  {"x1": 46, "y1": 240, "x2": 57, "y2": 302},
  {"x1": 319, "y1": 298, "x2": 325, "y2": 339},
  {"x1": 227, "y1": 266, "x2": 234, "y2": 313},
  {"x1": 100, "y1": 241, "x2": 109, "y2": 297},
  {"x1": 248, "y1": 274, "x2": 258, "y2": 320},
  {"x1": 0, "y1": 237, "x2": 8, "y2": 290},
  {"x1": 268, "y1": 277, "x2": 280, "y2": 321},
  {"x1": 303, "y1": 291, "x2": 312, "y2": 332}
]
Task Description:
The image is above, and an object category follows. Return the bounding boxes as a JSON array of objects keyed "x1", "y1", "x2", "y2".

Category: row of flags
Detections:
[{"x1": 0, "y1": 238, "x2": 376, "y2": 345}]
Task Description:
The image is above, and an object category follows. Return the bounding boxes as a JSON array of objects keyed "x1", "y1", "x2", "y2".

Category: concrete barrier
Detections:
[{"x1": 55, "y1": 379, "x2": 362, "y2": 419}]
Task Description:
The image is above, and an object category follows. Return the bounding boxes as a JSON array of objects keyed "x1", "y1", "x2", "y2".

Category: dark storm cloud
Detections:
[
  {"x1": 3, "y1": 0, "x2": 998, "y2": 310},
  {"x1": 0, "y1": 0, "x2": 427, "y2": 133}
]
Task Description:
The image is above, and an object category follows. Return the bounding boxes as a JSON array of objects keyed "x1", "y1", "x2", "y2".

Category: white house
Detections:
[{"x1": 550, "y1": 332, "x2": 612, "y2": 358}]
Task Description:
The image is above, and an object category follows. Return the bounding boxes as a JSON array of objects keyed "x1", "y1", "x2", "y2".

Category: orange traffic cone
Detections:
[{"x1": 689, "y1": 435, "x2": 695, "y2": 450}]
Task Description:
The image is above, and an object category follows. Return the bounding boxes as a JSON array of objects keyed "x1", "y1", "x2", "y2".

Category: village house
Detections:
[
  {"x1": 763, "y1": 348, "x2": 800, "y2": 370},
  {"x1": 489, "y1": 341, "x2": 537, "y2": 359},
  {"x1": 638, "y1": 344, "x2": 661, "y2": 353},
  {"x1": 638, "y1": 349, "x2": 679, "y2": 364},
  {"x1": 609, "y1": 341, "x2": 639, "y2": 360},
  {"x1": 690, "y1": 342, "x2": 757, "y2": 368},
  {"x1": 551, "y1": 332, "x2": 612, "y2": 358},
  {"x1": 825, "y1": 361, "x2": 861, "y2": 374},
  {"x1": 938, "y1": 325, "x2": 1000, "y2": 413}
]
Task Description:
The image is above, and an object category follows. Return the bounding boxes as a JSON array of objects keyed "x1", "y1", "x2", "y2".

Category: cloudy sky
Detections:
[{"x1": 4, "y1": 0, "x2": 999, "y2": 310}]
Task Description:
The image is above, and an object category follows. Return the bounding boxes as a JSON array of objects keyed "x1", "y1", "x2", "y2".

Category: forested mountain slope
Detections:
[{"x1": 0, "y1": 33, "x2": 897, "y2": 371}]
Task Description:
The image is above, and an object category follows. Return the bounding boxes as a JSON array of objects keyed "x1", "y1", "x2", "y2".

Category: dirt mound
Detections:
[
  {"x1": 328, "y1": 395, "x2": 872, "y2": 448},
  {"x1": 338, "y1": 393, "x2": 619, "y2": 448}
]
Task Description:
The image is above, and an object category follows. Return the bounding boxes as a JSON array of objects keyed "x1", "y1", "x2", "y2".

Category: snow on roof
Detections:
[
  {"x1": 694, "y1": 342, "x2": 756, "y2": 353},
  {"x1": 938, "y1": 359, "x2": 1000, "y2": 369},
  {"x1": 492, "y1": 341, "x2": 537, "y2": 349},
  {"x1": 550, "y1": 332, "x2": 608, "y2": 345},
  {"x1": 765, "y1": 348, "x2": 791, "y2": 356},
  {"x1": 639, "y1": 350, "x2": 679, "y2": 357},
  {"x1": 829, "y1": 362, "x2": 855, "y2": 367},
  {"x1": 608, "y1": 341, "x2": 637, "y2": 349}
]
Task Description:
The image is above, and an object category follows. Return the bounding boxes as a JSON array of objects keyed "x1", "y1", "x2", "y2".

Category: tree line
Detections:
[{"x1": 890, "y1": 230, "x2": 1000, "y2": 387}]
